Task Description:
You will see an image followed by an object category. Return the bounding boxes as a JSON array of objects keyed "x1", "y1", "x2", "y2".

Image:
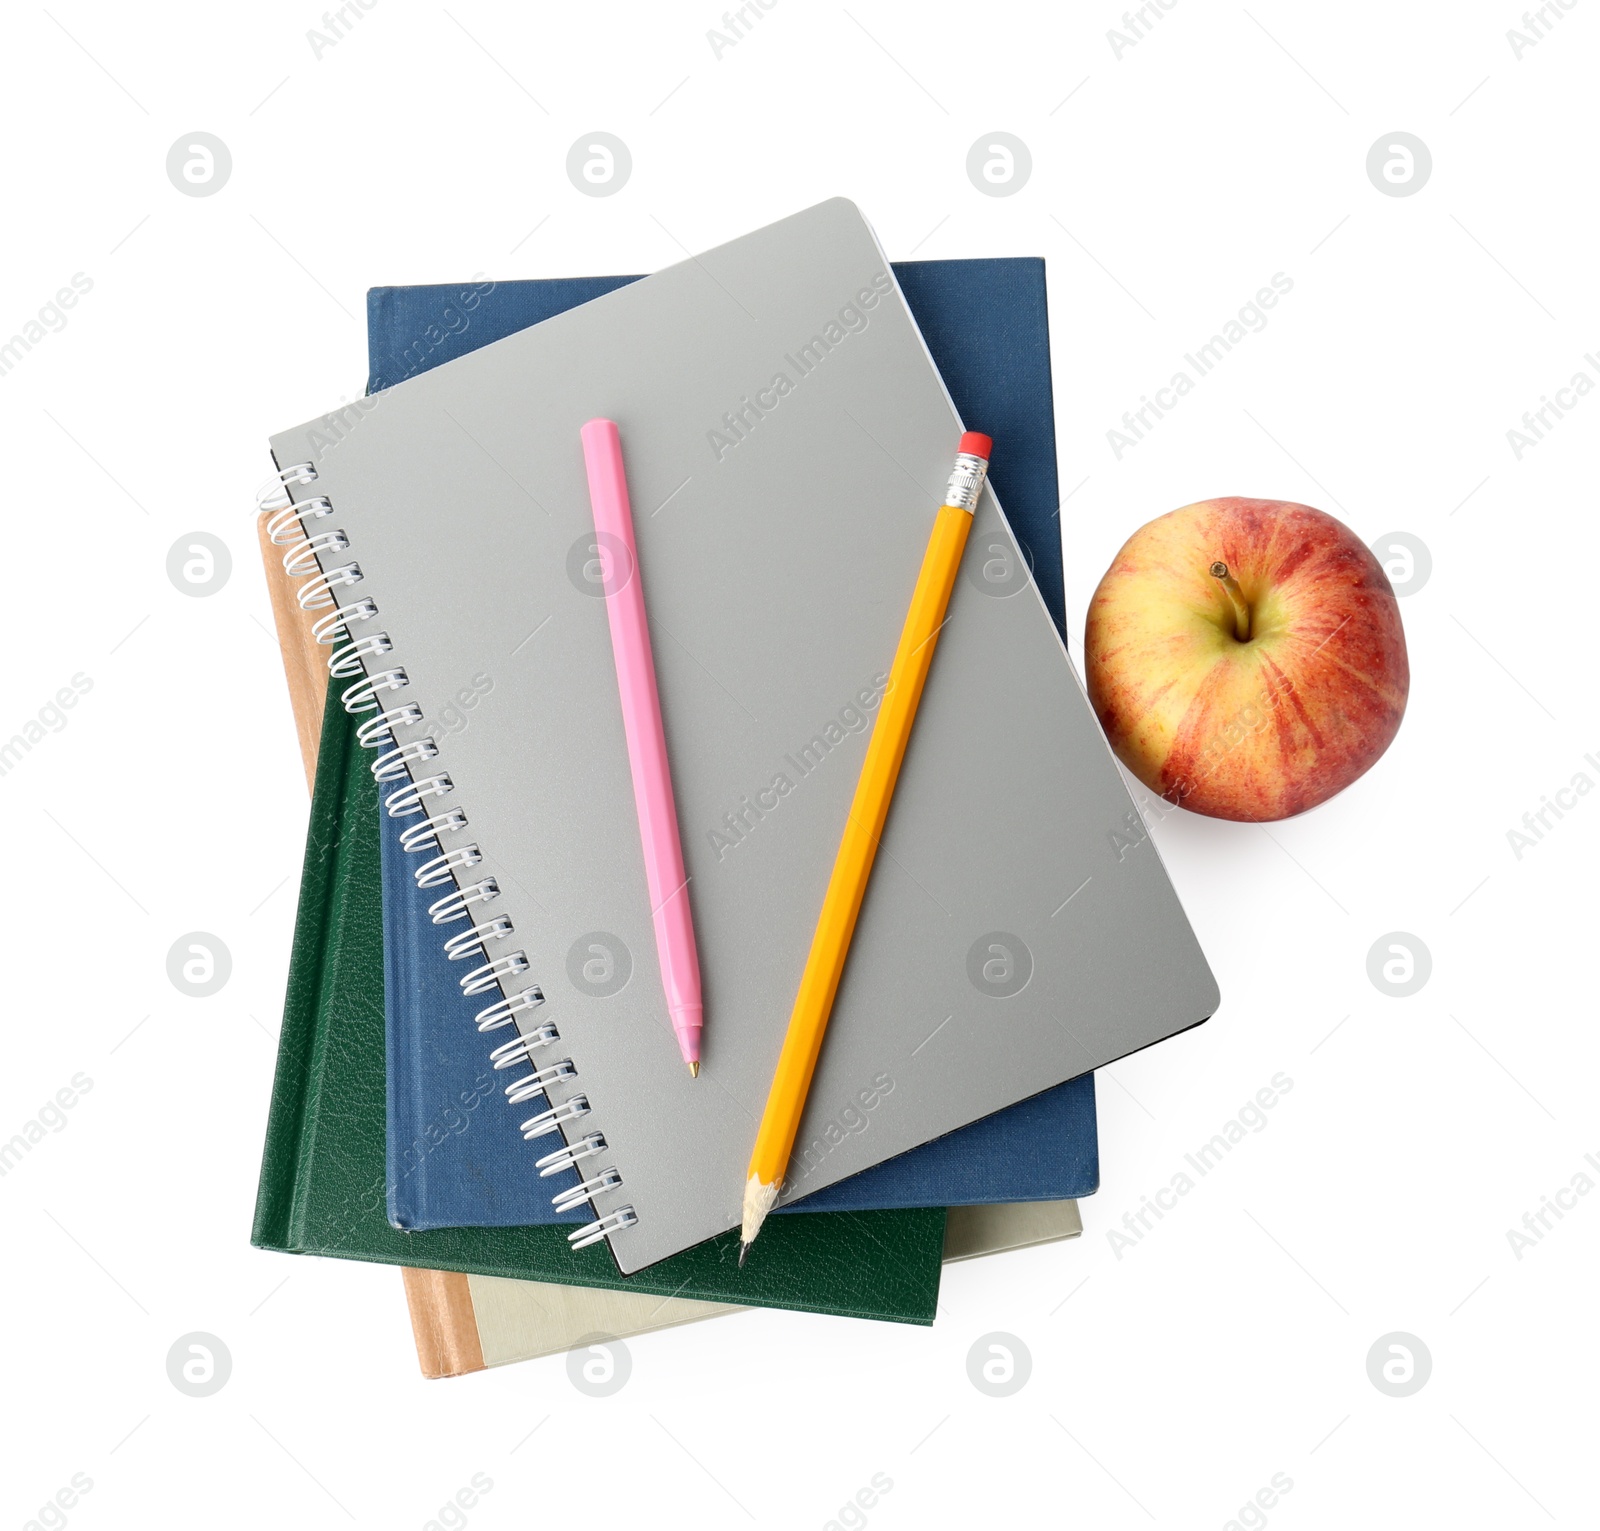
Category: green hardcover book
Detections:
[{"x1": 251, "y1": 678, "x2": 946, "y2": 1323}]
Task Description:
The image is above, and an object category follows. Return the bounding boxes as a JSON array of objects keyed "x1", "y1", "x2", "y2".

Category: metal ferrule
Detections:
[{"x1": 943, "y1": 452, "x2": 989, "y2": 514}]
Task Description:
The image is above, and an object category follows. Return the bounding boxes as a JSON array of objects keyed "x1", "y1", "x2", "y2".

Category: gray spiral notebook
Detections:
[{"x1": 266, "y1": 198, "x2": 1218, "y2": 1274}]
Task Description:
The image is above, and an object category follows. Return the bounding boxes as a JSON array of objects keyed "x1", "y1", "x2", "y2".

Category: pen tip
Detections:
[
  {"x1": 737, "y1": 1240, "x2": 749, "y2": 1268},
  {"x1": 688, "y1": 1061, "x2": 699, "y2": 1078}
]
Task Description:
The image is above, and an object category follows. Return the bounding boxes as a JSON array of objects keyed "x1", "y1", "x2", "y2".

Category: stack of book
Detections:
[{"x1": 251, "y1": 200, "x2": 1217, "y2": 1375}]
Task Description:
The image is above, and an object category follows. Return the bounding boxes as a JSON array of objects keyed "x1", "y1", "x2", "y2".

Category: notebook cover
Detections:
[
  {"x1": 269, "y1": 198, "x2": 1217, "y2": 1273},
  {"x1": 250, "y1": 670, "x2": 946, "y2": 1322},
  {"x1": 373, "y1": 260, "x2": 1099, "y2": 1231}
]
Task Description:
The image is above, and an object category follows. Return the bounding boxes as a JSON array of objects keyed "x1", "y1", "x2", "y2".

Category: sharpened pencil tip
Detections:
[
  {"x1": 688, "y1": 1061, "x2": 699, "y2": 1077},
  {"x1": 738, "y1": 1240, "x2": 749, "y2": 1268}
]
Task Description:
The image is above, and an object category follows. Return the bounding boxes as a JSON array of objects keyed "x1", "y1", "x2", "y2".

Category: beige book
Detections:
[
  {"x1": 942, "y1": 1198, "x2": 1084, "y2": 1262},
  {"x1": 257, "y1": 512, "x2": 1082, "y2": 1377},
  {"x1": 407, "y1": 1200, "x2": 1083, "y2": 1376}
]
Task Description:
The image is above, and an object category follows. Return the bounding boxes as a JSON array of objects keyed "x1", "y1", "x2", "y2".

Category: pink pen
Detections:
[{"x1": 580, "y1": 419, "x2": 704, "y2": 1075}]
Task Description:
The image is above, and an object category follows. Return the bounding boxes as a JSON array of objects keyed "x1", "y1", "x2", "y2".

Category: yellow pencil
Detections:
[{"x1": 740, "y1": 432, "x2": 993, "y2": 1262}]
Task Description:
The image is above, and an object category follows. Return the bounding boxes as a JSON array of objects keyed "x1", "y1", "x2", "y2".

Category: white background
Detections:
[{"x1": 2, "y1": 2, "x2": 1595, "y2": 1527}]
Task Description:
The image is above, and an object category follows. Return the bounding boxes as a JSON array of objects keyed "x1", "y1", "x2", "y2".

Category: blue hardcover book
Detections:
[{"x1": 372, "y1": 258, "x2": 1098, "y2": 1229}]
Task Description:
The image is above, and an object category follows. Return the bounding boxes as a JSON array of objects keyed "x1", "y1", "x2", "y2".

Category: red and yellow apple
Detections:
[{"x1": 1084, "y1": 497, "x2": 1408, "y2": 822}]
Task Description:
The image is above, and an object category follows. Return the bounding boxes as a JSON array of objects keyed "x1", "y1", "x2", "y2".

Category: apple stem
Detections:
[{"x1": 1209, "y1": 561, "x2": 1252, "y2": 641}]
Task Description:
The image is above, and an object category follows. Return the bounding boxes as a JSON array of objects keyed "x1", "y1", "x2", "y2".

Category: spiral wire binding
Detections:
[
  {"x1": 536, "y1": 1132, "x2": 607, "y2": 1176},
  {"x1": 503, "y1": 1059, "x2": 578, "y2": 1106},
  {"x1": 342, "y1": 668, "x2": 408, "y2": 711},
  {"x1": 256, "y1": 462, "x2": 317, "y2": 514},
  {"x1": 370, "y1": 735, "x2": 438, "y2": 781},
  {"x1": 387, "y1": 774, "x2": 455, "y2": 819},
  {"x1": 297, "y1": 562, "x2": 364, "y2": 611},
  {"x1": 414, "y1": 844, "x2": 483, "y2": 888},
  {"x1": 489, "y1": 1025, "x2": 559, "y2": 1068},
  {"x1": 312, "y1": 599, "x2": 380, "y2": 646},
  {"x1": 442, "y1": 917, "x2": 514, "y2": 961},
  {"x1": 568, "y1": 1207, "x2": 638, "y2": 1248},
  {"x1": 460, "y1": 951, "x2": 531, "y2": 997},
  {"x1": 358, "y1": 704, "x2": 424, "y2": 750},
  {"x1": 264, "y1": 459, "x2": 632, "y2": 1248},
  {"x1": 330, "y1": 632, "x2": 395, "y2": 678},
  {"x1": 551, "y1": 1167, "x2": 623, "y2": 1215},
  {"x1": 521, "y1": 1095, "x2": 591, "y2": 1141},
  {"x1": 426, "y1": 877, "x2": 497, "y2": 925},
  {"x1": 472, "y1": 982, "x2": 543, "y2": 1031},
  {"x1": 283, "y1": 529, "x2": 351, "y2": 577},
  {"x1": 398, "y1": 809, "x2": 468, "y2": 852},
  {"x1": 266, "y1": 496, "x2": 333, "y2": 545}
]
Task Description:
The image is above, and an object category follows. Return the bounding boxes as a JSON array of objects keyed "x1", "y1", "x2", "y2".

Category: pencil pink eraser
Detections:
[{"x1": 958, "y1": 431, "x2": 992, "y2": 460}]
